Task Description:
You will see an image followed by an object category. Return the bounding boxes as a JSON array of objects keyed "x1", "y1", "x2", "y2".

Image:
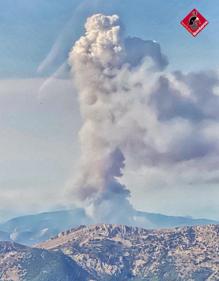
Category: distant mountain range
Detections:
[
  {"x1": 0, "y1": 209, "x2": 217, "y2": 245},
  {"x1": 0, "y1": 224, "x2": 218, "y2": 281}
]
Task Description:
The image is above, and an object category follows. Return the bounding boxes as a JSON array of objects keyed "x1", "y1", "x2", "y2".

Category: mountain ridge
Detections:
[
  {"x1": 37, "y1": 223, "x2": 219, "y2": 281},
  {"x1": 0, "y1": 209, "x2": 217, "y2": 245},
  {"x1": 0, "y1": 223, "x2": 218, "y2": 280}
]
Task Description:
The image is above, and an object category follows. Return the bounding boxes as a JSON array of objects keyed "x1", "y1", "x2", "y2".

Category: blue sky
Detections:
[{"x1": 0, "y1": 0, "x2": 219, "y2": 221}]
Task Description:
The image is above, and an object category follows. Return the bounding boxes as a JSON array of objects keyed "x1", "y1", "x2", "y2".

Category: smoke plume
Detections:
[
  {"x1": 68, "y1": 14, "x2": 134, "y2": 223},
  {"x1": 68, "y1": 14, "x2": 219, "y2": 224}
]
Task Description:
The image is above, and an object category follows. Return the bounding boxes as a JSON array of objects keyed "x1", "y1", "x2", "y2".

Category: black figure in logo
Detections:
[{"x1": 188, "y1": 11, "x2": 200, "y2": 30}]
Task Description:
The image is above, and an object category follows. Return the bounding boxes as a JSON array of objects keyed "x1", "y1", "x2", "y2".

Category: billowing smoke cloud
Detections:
[
  {"x1": 68, "y1": 14, "x2": 134, "y2": 224},
  {"x1": 68, "y1": 14, "x2": 219, "y2": 224}
]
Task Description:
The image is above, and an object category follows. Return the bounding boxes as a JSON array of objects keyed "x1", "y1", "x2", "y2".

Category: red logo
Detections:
[{"x1": 181, "y1": 9, "x2": 208, "y2": 37}]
